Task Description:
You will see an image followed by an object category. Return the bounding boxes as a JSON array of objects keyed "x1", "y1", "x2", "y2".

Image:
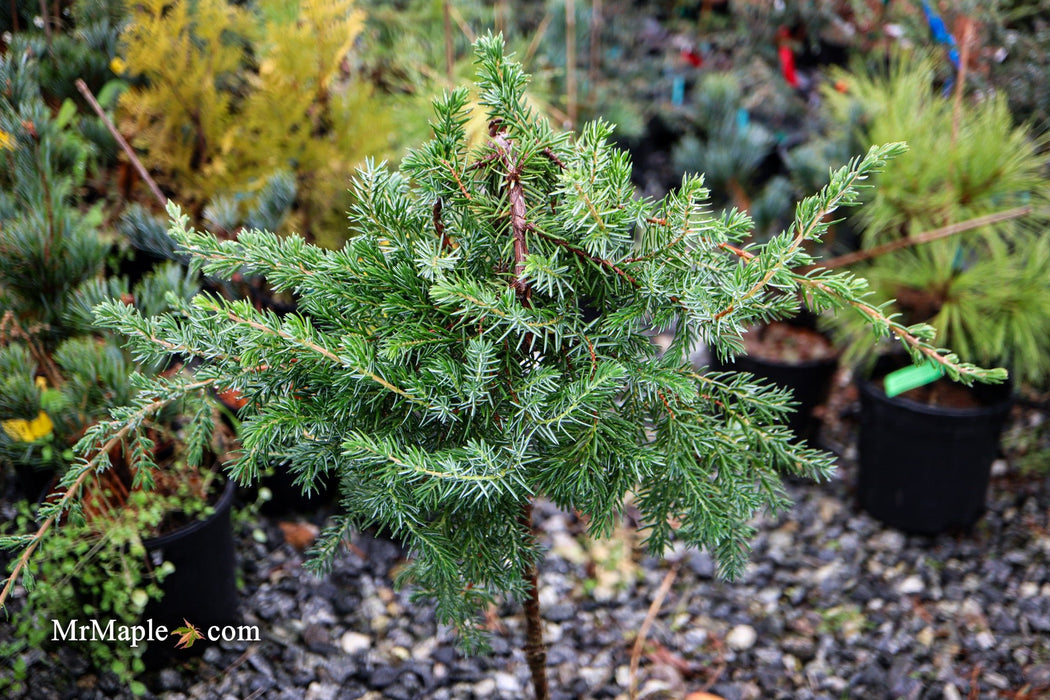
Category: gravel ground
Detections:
[{"x1": 4, "y1": 380, "x2": 1050, "y2": 700}]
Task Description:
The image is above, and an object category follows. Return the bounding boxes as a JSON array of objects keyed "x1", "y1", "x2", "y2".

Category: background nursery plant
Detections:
[
  {"x1": 822, "y1": 53, "x2": 1050, "y2": 384},
  {"x1": 0, "y1": 44, "x2": 199, "y2": 494},
  {"x1": 2, "y1": 36, "x2": 1006, "y2": 699},
  {"x1": 116, "y1": 0, "x2": 389, "y2": 245},
  {"x1": 0, "y1": 43, "x2": 229, "y2": 687}
]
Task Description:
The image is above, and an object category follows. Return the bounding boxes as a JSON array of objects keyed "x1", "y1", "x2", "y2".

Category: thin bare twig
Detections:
[
  {"x1": 524, "y1": 12, "x2": 554, "y2": 68},
  {"x1": 447, "y1": 4, "x2": 475, "y2": 44},
  {"x1": 222, "y1": 643, "x2": 260, "y2": 674},
  {"x1": 629, "y1": 560, "x2": 680, "y2": 700},
  {"x1": 801, "y1": 205, "x2": 1034, "y2": 271},
  {"x1": 441, "y1": 158, "x2": 474, "y2": 201},
  {"x1": 75, "y1": 79, "x2": 167, "y2": 209},
  {"x1": 967, "y1": 663, "x2": 982, "y2": 700}
]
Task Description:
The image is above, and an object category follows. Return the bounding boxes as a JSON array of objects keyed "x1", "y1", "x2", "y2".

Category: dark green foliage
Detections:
[
  {"x1": 1, "y1": 47, "x2": 107, "y2": 341},
  {"x1": 0, "y1": 44, "x2": 198, "y2": 480},
  {"x1": 3, "y1": 0, "x2": 126, "y2": 103},
  {"x1": 0, "y1": 43, "x2": 207, "y2": 679},
  {"x1": 42, "y1": 0, "x2": 126, "y2": 101},
  {"x1": 8, "y1": 37, "x2": 1005, "y2": 653}
]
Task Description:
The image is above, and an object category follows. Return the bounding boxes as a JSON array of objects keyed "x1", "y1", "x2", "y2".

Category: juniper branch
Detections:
[{"x1": 0, "y1": 377, "x2": 217, "y2": 611}]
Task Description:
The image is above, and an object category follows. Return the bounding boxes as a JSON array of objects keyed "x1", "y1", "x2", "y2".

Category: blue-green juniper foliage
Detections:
[{"x1": 2, "y1": 36, "x2": 1005, "y2": 648}]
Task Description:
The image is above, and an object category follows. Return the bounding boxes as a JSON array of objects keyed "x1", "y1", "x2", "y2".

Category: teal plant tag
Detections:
[
  {"x1": 884, "y1": 361, "x2": 944, "y2": 397},
  {"x1": 671, "y1": 75, "x2": 685, "y2": 106},
  {"x1": 736, "y1": 108, "x2": 750, "y2": 129}
]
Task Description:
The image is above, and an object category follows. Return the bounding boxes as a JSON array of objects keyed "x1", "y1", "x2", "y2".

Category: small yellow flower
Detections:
[
  {"x1": 0, "y1": 129, "x2": 14, "y2": 151},
  {"x1": 1, "y1": 411, "x2": 54, "y2": 442},
  {"x1": 109, "y1": 56, "x2": 128, "y2": 75}
]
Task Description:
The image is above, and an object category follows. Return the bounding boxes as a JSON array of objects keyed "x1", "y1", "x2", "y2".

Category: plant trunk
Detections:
[
  {"x1": 38, "y1": 0, "x2": 52, "y2": 49},
  {"x1": 443, "y1": 1, "x2": 454, "y2": 83},
  {"x1": 520, "y1": 500, "x2": 549, "y2": 700},
  {"x1": 565, "y1": 0, "x2": 576, "y2": 128}
]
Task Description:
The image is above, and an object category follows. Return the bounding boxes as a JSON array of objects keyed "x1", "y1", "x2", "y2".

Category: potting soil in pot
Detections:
[
  {"x1": 711, "y1": 321, "x2": 839, "y2": 445},
  {"x1": 742, "y1": 321, "x2": 837, "y2": 363}
]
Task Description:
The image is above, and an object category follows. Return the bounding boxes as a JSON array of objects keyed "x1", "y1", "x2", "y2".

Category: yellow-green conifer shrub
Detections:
[
  {"x1": 118, "y1": 0, "x2": 390, "y2": 246},
  {"x1": 118, "y1": 0, "x2": 252, "y2": 196}
]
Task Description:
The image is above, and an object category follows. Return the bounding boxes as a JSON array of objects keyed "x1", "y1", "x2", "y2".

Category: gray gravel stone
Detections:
[
  {"x1": 472, "y1": 678, "x2": 496, "y2": 696},
  {"x1": 157, "y1": 668, "x2": 184, "y2": 692},
  {"x1": 543, "y1": 603, "x2": 576, "y2": 622},
  {"x1": 340, "y1": 631, "x2": 371, "y2": 656},
  {"x1": 7, "y1": 408, "x2": 1049, "y2": 700},
  {"x1": 304, "y1": 682, "x2": 338, "y2": 700},
  {"x1": 726, "y1": 624, "x2": 757, "y2": 651},
  {"x1": 687, "y1": 550, "x2": 716, "y2": 578}
]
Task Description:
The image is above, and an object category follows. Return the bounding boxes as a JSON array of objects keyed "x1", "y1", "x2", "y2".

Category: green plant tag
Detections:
[{"x1": 884, "y1": 361, "x2": 944, "y2": 397}]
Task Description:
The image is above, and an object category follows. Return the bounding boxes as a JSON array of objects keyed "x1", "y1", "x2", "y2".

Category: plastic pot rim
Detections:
[
  {"x1": 857, "y1": 363, "x2": 1014, "y2": 419},
  {"x1": 723, "y1": 351, "x2": 840, "y2": 371},
  {"x1": 143, "y1": 477, "x2": 236, "y2": 549}
]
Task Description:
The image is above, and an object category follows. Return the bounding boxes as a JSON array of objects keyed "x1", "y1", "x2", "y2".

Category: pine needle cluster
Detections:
[{"x1": 822, "y1": 54, "x2": 1050, "y2": 384}]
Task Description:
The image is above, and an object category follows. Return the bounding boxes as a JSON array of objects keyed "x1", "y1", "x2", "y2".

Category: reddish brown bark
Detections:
[{"x1": 519, "y1": 501, "x2": 549, "y2": 700}]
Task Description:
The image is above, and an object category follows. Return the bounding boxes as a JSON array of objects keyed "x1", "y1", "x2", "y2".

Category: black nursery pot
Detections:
[
  {"x1": 713, "y1": 351, "x2": 838, "y2": 443},
  {"x1": 857, "y1": 357, "x2": 1013, "y2": 535},
  {"x1": 142, "y1": 478, "x2": 239, "y2": 665},
  {"x1": 258, "y1": 462, "x2": 335, "y2": 516},
  {"x1": 709, "y1": 317, "x2": 838, "y2": 444},
  {"x1": 13, "y1": 463, "x2": 57, "y2": 501}
]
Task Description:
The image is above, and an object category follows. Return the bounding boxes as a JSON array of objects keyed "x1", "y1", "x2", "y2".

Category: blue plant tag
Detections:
[
  {"x1": 671, "y1": 75, "x2": 685, "y2": 107},
  {"x1": 736, "y1": 108, "x2": 750, "y2": 130},
  {"x1": 884, "y1": 361, "x2": 944, "y2": 397}
]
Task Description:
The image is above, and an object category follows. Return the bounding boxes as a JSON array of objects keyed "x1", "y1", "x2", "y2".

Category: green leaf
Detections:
[
  {"x1": 130, "y1": 589, "x2": 149, "y2": 609},
  {"x1": 96, "y1": 80, "x2": 128, "y2": 108},
  {"x1": 55, "y1": 99, "x2": 77, "y2": 129}
]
